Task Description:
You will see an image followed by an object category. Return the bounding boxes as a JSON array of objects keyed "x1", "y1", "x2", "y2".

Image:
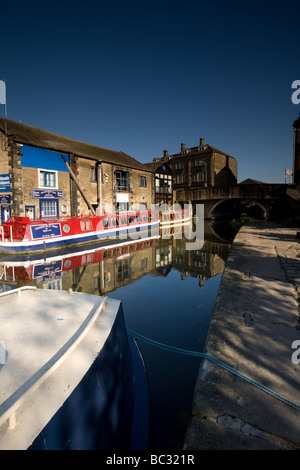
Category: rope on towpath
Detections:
[{"x1": 126, "y1": 328, "x2": 300, "y2": 413}]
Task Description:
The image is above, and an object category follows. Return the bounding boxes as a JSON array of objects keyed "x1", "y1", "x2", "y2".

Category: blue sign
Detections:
[
  {"x1": 33, "y1": 260, "x2": 63, "y2": 279},
  {"x1": 32, "y1": 189, "x2": 63, "y2": 199},
  {"x1": 0, "y1": 174, "x2": 10, "y2": 192},
  {"x1": 31, "y1": 223, "x2": 62, "y2": 240},
  {"x1": 0, "y1": 194, "x2": 11, "y2": 204}
]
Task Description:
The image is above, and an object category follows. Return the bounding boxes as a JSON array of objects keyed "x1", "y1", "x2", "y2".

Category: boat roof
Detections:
[
  {"x1": 0, "y1": 287, "x2": 120, "y2": 449},
  {"x1": 4, "y1": 209, "x2": 155, "y2": 225}
]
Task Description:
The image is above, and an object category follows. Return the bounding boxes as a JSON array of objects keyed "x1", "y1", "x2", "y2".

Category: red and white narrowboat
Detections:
[{"x1": 0, "y1": 210, "x2": 160, "y2": 255}]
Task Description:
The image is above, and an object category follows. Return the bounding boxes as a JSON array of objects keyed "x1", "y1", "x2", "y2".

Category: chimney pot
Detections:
[
  {"x1": 200, "y1": 138, "x2": 205, "y2": 146},
  {"x1": 163, "y1": 149, "x2": 169, "y2": 158},
  {"x1": 181, "y1": 143, "x2": 186, "y2": 152}
]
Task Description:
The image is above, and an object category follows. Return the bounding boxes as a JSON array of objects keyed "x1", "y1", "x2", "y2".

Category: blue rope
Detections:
[{"x1": 126, "y1": 328, "x2": 300, "y2": 412}]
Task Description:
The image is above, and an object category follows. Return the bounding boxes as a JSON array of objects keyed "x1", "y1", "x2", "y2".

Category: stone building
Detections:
[
  {"x1": 153, "y1": 138, "x2": 237, "y2": 200},
  {"x1": 0, "y1": 118, "x2": 154, "y2": 223},
  {"x1": 293, "y1": 115, "x2": 300, "y2": 190}
]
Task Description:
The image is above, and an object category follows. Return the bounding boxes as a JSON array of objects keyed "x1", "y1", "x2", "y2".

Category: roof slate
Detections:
[{"x1": 0, "y1": 118, "x2": 150, "y2": 172}]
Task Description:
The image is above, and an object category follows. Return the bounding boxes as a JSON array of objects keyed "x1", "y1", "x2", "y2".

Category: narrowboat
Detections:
[
  {"x1": 0, "y1": 210, "x2": 160, "y2": 255},
  {"x1": 0, "y1": 287, "x2": 149, "y2": 450},
  {"x1": 159, "y1": 208, "x2": 192, "y2": 227}
]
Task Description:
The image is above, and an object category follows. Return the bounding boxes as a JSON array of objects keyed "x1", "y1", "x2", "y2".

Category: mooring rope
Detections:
[{"x1": 127, "y1": 328, "x2": 300, "y2": 412}]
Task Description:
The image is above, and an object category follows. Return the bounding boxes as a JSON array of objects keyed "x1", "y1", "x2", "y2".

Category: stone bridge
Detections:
[{"x1": 174, "y1": 183, "x2": 289, "y2": 219}]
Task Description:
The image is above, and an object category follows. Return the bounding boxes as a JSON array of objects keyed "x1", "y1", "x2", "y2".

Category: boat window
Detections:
[
  {"x1": 111, "y1": 218, "x2": 118, "y2": 226},
  {"x1": 102, "y1": 218, "x2": 110, "y2": 229},
  {"x1": 103, "y1": 250, "x2": 111, "y2": 259},
  {"x1": 80, "y1": 220, "x2": 92, "y2": 231},
  {"x1": 142, "y1": 215, "x2": 148, "y2": 222},
  {"x1": 82, "y1": 254, "x2": 93, "y2": 265},
  {"x1": 136, "y1": 215, "x2": 142, "y2": 223},
  {"x1": 120, "y1": 217, "x2": 127, "y2": 225},
  {"x1": 128, "y1": 216, "x2": 135, "y2": 224}
]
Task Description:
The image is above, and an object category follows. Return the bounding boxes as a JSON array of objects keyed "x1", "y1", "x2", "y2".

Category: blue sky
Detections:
[{"x1": 0, "y1": 0, "x2": 299, "y2": 183}]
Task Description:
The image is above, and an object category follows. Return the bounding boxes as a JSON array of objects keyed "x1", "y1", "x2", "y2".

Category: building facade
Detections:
[
  {"x1": 152, "y1": 138, "x2": 237, "y2": 204},
  {"x1": 0, "y1": 119, "x2": 154, "y2": 223},
  {"x1": 293, "y1": 115, "x2": 300, "y2": 190},
  {"x1": 144, "y1": 160, "x2": 173, "y2": 207}
]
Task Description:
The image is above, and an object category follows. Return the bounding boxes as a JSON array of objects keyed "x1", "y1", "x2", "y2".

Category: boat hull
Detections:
[
  {"x1": 0, "y1": 221, "x2": 159, "y2": 255},
  {"x1": 0, "y1": 288, "x2": 149, "y2": 450}
]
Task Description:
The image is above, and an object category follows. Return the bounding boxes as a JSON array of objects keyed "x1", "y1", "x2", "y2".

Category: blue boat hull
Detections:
[{"x1": 28, "y1": 308, "x2": 149, "y2": 450}]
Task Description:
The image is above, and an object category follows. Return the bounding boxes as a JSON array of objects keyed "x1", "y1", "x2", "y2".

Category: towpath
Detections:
[{"x1": 184, "y1": 221, "x2": 300, "y2": 450}]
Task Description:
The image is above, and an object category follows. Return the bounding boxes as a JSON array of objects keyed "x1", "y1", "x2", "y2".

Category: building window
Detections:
[
  {"x1": 175, "y1": 173, "x2": 184, "y2": 184},
  {"x1": 155, "y1": 174, "x2": 172, "y2": 193},
  {"x1": 40, "y1": 199, "x2": 58, "y2": 218},
  {"x1": 117, "y1": 202, "x2": 129, "y2": 212},
  {"x1": 195, "y1": 159, "x2": 205, "y2": 167},
  {"x1": 115, "y1": 170, "x2": 129, "y2": 192},
  {"x1": 39, "y1": 169, "x2": 58, "y2": 188},
  {"x1": 116, "y1": 258, "x2": 130, "y2": 281},
  {"x1": 91, "y1": 167, "x2": 97, "y2": 182},
  {"x1": 193, "y1": 170, "x2": 205, "y2": 183},
  {"x1": 140, "y1": 176, "x2": 147, "y2": 187},
  {"x1": 174, "y1": 162, "x2": 184, "y2": 170}
]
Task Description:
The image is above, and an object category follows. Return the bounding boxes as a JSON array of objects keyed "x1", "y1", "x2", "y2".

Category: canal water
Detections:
[{"x1": 0, "y1": 220, "x2": 235, "y2": 450}]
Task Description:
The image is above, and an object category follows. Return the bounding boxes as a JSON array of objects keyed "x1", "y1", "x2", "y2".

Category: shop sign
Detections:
[
  {"x1": 32, "y1": 189, "x2": 64, "y2": 199},
  {"x1": 0, "y1": 174, "x2": 10, "y2": 192},
  {"x1": 0, "y1": 194, "x2": 11, "y2": 204},
  {"x1": 116, "y1": 193, "x2": 129, "y2": 203}
]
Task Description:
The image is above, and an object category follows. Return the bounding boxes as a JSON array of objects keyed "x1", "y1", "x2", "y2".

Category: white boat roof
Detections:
[{"x1": 0, "y1": 287, "x2": 121, "y2": 449}]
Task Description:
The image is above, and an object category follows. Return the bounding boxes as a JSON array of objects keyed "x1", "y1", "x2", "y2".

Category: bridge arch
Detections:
[{"x1": 208, "y1": 198, "x2": 268, "y2": 219}]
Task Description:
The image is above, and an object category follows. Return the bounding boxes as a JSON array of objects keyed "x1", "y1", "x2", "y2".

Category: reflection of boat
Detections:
[
  {"x1": 0, "y1": 235, "x2": 159, "y2": 284},
  {"x1": 0, "y1": 210, "x2": 160, "y2": 255},
  {"x1": 159, "y1": 208, "x2": 191, "y2": 227},
  {"x1": 0, "y1": 287, "x2": 149, "y2": 450}
]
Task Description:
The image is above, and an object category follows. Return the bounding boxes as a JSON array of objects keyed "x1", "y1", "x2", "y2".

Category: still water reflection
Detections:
[{"x1": 0, "y1": 220, "x2": 235, "y2": 450}]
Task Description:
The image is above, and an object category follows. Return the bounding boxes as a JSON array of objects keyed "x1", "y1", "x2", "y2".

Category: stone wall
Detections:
[
  {"x1": 0, "y1": 131, "x2": 9, "y2": 174},
  {"x1": 8, "y1": 138, "x2": 23, "y2": 217}
]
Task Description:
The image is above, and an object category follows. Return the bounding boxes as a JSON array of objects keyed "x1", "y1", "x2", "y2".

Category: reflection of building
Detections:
[
  {"x1": 0, "y1": 223, "x2": 230, "y2": 293},
  {"x1": 0, "y1": 119, "x2": 154, "y2": 223},
  {"x1": 144, "y1": 160, "x2": 173, "y2": 207},
  {"x1": 172, "y1": 236, "x2": 230, "y2": 285}
]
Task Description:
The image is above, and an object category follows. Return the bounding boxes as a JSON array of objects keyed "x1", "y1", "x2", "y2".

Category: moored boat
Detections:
[
  {"x1": 159, "y1": 208, "x2": 192, "y2": 227},
  {"x1": 0, "y1": 210, "x2": 160, "y2": 255},
  {"x1": 0, "y1": 287, "x2": 149, "y2": 450}
]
